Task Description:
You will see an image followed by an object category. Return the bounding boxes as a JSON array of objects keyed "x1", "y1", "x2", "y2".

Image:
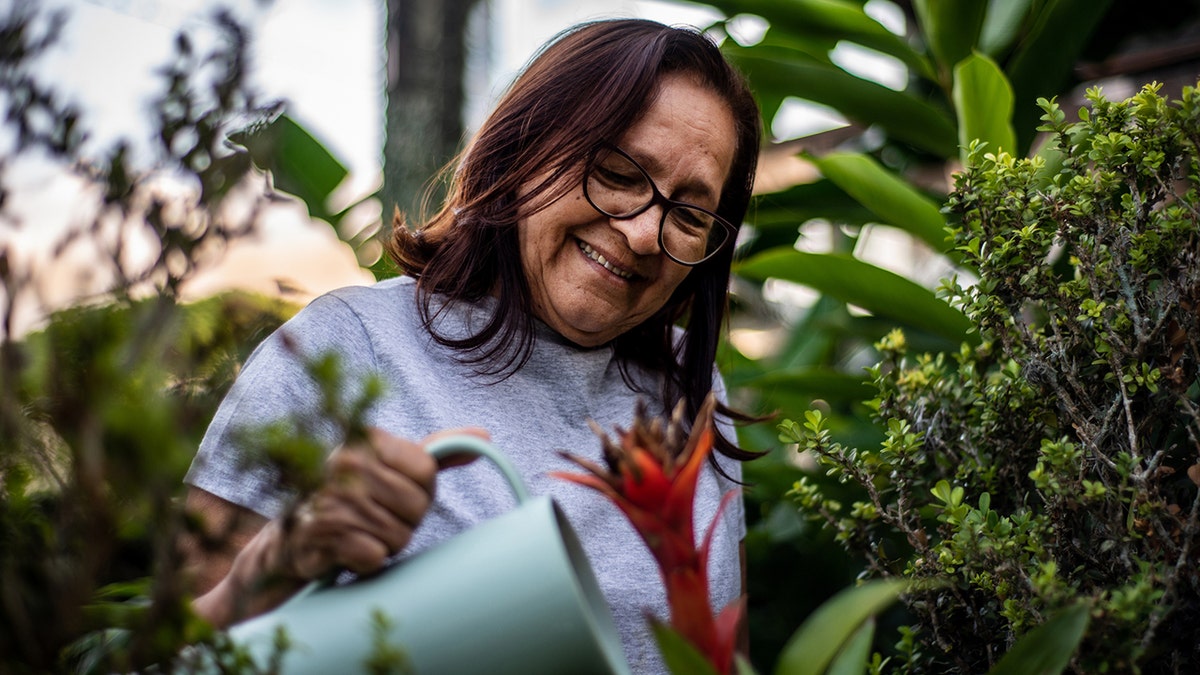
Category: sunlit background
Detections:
[{"x1": 7, "y1": 0, "x2": 920, "y2": 341}]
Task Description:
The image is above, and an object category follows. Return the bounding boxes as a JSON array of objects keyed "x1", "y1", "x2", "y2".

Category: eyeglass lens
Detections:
[{"x1": 586, "y1": 150, "x2": 728, "y2": 264}]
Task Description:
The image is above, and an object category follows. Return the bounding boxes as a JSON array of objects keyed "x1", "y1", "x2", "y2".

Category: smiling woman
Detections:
[{"x1": 182, "y1": 18, "x2": 764, "y2": 675}]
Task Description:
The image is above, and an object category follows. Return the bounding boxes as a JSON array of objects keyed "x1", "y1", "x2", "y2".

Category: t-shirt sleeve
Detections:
[{"x1": 184, "y1": 293, "x2": 378, "y2": 519}]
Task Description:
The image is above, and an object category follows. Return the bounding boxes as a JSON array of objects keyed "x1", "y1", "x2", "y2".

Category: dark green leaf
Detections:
[
  {"x1": 987, "y1": 604, "x2": 1090, "y2": 675},
  {"x1": 743, "y1": 368, "x2": 873, "y2": 403},
  {"x1": 701, "y1": 0, "x2": 933, "y2": 79},
  {"x1": 912, "y1": 0, "x2": 987, "y2": 78},
  {"x1": 651, "y1": 620, "x2": 721, "y2": 675},
  {"x1": 978, "y1": 0, "x2": 1034, "y2": 56},
  {"x1": 231, "y1": 114, "x2": 348, "y2": 221},
  {"x1": 774, "y1": 579, "x2": 907, "y2": 675},
  {"x1": 728, "y1": 50, "x2": 957, "y2": 157},
  {"x1": 826, "y1": 618, "x2": 876, "y2": 675},
  {"x1": 1006, "y1": 0, "x2": 1113, "y2": 152}
]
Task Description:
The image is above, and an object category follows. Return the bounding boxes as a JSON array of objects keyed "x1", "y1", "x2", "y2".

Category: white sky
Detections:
[
  {"x1": 0, "y1": 0, "x2": 734, "y2": 333},
  {"x1": 30, "y1": 0, "x2": 725, "y2": 194}
]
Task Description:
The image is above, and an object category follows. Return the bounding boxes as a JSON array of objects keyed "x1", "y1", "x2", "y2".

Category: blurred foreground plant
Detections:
[{"x1": 0, "y1": 3, "x2": 307, "y2": 671}]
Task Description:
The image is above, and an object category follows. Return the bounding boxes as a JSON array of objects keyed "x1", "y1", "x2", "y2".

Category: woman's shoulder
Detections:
[{"x1": 323, "y1": 275, "x2": 416, "y2": 308}]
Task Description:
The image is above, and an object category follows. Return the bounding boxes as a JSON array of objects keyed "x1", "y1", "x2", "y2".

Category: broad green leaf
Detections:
[
  {"x1": 699, "y1": 0, "x2": 934, "y2": 79},
  {"x1": 978, "y1": 0, "x2": 1034, "y2": 57},
  {"x1": 753, "y1": 179, "x2": 874, "y2": 229},
  {"x1": 650, "y1": 621, "x2": 721, "y2": 675},
  {"x1": 729, "y1": 50, "x2": 957, "y2": 157},
  {"x1": 807, "y1": 152, "x2": 949, "y2": 251},
  {"x1": 987, "y1": 604, "x2": 1090, "y2": 675},
  {"x1": 774, "y1": 579, "x2": 907, "y2": 675},
  {"x1": 1006, "y1": 0, "x2": 1113, "y2": 152},
  {"x1": 953, "y1": 53, "x2": 1017, "y2": 163},
  {"x1": 826, "y1": 618, "x2": 876, "y2": 675},
  {"x1": 736, "y1": 250, "x2": 976, "y2": 345},
  {"x1": 912, "y1": 0, "x2": 987, "y2": 80},
  {"x1": 231, "y1": 114, "x2": 348, "y2": 221}
]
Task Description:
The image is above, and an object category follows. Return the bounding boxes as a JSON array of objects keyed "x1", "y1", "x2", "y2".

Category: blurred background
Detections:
[{"x1": 5, "y1": 0, "x2": 1200, "y2": 671}]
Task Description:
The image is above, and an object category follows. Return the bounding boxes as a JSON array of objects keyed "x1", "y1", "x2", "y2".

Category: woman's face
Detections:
[{"x1": 517, "y1": 73, "x2": 737, "y2": 347}]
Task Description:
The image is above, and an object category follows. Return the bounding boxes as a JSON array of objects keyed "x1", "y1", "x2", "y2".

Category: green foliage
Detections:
[
  {"x1": 774, "y1": 579, "x2": 908, "y2": 675},
  {"x1": 786, "y1": 82, "x2": 1200, "y2": 673},
  {"x1": 682, "y1": 2, "x2": 1190, "y2": 671},
  {"x1": 0, "y1": 4, "x2": 331, "y2": 672}
]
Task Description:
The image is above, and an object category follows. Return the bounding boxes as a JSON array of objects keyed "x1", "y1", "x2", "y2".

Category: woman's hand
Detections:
[
  {"x1": 187, "y1": 426, "x2": 485, "y2": 627},
  {"x1": 277, "y1": 427, "x2": 440, "y2": 579}
]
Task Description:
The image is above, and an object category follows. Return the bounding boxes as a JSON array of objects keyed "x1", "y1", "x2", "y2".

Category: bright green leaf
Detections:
[
  {"x1": 807, "y1": 152, "x2": 949, "y2": 251},
  {"x1": 953, "y1": 52, "x2": 1017, "y2": 164},
  {"x1": 736, "y1": 250, "x2": 975, "y2": 345}
]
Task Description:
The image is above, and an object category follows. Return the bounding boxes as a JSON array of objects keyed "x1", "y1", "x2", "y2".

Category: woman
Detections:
[{"x1": 182, "y1": 18, "x2": 762, "y2": 673}]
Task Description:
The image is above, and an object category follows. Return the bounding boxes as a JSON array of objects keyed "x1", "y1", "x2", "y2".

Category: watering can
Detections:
[{"x1": 217, "y1": 435, "x2": 631, "y2": 674}]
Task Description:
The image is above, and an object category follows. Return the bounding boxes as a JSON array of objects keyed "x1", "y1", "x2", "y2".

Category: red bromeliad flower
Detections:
[{"x1": 551, "y1": 394, "x2": 743, "y2": 675}]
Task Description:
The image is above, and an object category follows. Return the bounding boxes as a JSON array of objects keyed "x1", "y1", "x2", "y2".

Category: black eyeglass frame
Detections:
[{"x1": 582, "y1": 144, "x2": 737, "y2": 267}]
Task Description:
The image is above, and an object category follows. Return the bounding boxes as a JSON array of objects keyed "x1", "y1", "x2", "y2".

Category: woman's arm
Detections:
[{"x1": 181, "y1": 427, "x2": 474, "y2": 628}]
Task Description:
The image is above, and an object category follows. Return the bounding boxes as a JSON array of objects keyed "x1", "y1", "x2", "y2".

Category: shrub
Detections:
[{"x1": 782, "y1": 82, "x2": 1200, "y2": 673}]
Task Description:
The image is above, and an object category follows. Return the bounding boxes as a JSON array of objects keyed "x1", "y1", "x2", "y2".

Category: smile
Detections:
[{"x1": 578, "y1": 241, "x2": 635, "y2": 279}]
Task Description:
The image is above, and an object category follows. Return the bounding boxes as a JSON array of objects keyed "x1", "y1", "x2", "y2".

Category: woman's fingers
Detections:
[{"x1": 278, "y1": 426, "x2": 487, "y2": 580}]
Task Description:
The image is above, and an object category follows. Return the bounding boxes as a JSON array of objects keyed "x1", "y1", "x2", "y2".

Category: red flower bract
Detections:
[{"x1": 551, "y1": 394, "x2": 742, "y2": 675}]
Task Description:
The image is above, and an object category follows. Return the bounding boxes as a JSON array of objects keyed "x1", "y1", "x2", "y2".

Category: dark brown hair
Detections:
[{"x1": 386, "y1": 18, "x2": 763, "y2": 465}]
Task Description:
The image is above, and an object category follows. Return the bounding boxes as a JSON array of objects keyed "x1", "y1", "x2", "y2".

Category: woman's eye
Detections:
[{"x1": 595, "y1": 164, "x2": 642, "y2": 189}]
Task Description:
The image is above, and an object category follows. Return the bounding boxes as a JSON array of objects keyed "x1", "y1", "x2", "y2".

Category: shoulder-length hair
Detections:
[{"x1": 387, "y1": 18, "x2": 763, "y2": 465}]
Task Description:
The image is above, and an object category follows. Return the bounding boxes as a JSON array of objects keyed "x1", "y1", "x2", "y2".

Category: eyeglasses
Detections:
[{"x1": 583, "y1": 145, "x2": 735, "y2": 266}]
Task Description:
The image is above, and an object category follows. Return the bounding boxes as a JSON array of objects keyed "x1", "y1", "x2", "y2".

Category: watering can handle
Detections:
[
  {"x1": 285, "y1": 435, "x2": 531, "y2": 603},
  {"x1": 425, "y1": 434, "x2": 531, "y2": 504}
]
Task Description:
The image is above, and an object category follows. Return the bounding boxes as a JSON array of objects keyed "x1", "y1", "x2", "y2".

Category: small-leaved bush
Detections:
[{"x1": 781, "y1": 82, "x2": 1200, "y2": 673}]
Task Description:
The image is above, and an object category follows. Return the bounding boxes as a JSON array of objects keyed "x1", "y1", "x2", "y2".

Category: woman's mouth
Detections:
[{"x1": 578, "y1": 240, "x2": 635, "y2": 280}]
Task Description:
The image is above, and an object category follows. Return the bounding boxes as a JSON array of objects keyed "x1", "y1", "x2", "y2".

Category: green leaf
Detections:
[
  {"x1": 743, "y1": 368, "x2": 874, "y2": 403},
  {"x1": 1006, "y1": 0, "x2": 1113, "y2": 152},
  {"x1": 953, "y1": 52, "x2": 1017, "y2": 163},
  {"x1": 987, "y1": 604, "x2": 1090, "y2": 675},
  {"x1": 651, "y1": 621, "x2": 721, "y2": 675},
  {"x1": 737, "y1": 250, "x2": 975, "y2": 345},
  {"x1": 727, "y1": 49, "x2": 957, "y2": 157},
  {"x1": 978, "y1": 0, "x2": 1034, "y2": 56},
  {"x1": 231, "y1": 113, "x2": 349, "y2": 221},
  {"x1": 826, "y1": 618, "x2": 876, "y2": 675},
  {"x1": 806, "y1": 153, "x2": 949, "y2": 252},
  {"x1": 774, "y1": 579, "x2": 907, "y2": 675},
  {"x1": 912, "y1": 0, "x2": 987, "y2": 78},
  {"x1": 704, "y1": 0, "x2": 934, "y2": 80}
]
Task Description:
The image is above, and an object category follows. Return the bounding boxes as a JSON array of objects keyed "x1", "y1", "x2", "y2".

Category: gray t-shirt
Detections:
[{"x1": 185, "y1": 275, "x2": 745, "y2": 673}]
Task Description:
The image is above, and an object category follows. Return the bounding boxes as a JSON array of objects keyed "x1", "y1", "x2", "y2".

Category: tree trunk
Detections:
[{"x1": 383, "y1": 0, "x2": 482, "y2": 226}]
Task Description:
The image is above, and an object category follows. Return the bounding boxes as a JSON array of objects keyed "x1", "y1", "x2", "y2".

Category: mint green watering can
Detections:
[{"x1": 221, "y1": 436, "x2": 631, "y2": 674}]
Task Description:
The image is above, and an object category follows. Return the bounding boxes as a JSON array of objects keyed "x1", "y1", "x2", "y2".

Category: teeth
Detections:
[{"x1": 579, "y1": 241, "x2": 634, "y2": 279}]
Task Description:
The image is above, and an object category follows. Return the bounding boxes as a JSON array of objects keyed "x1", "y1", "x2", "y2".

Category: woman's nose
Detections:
[{"x1": 610, "y1": 207, "x2": 662, "y2": 257}]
